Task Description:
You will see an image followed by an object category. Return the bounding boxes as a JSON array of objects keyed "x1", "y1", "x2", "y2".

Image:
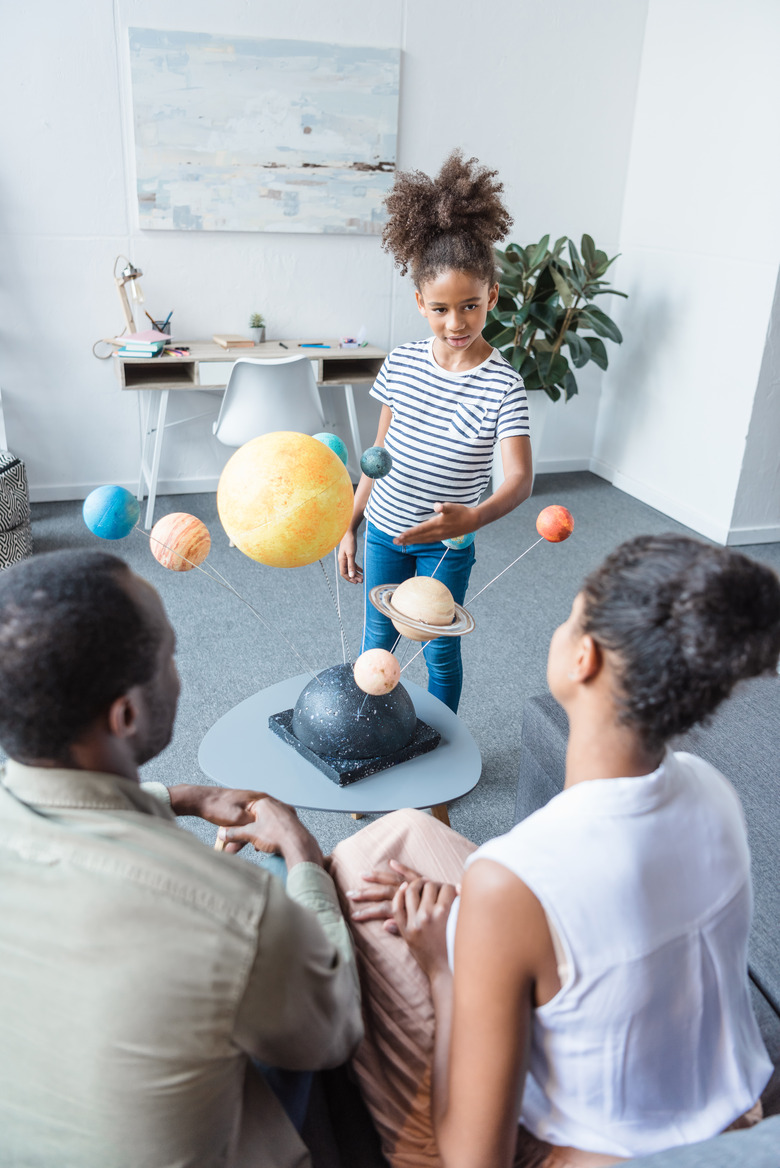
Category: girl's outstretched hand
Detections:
[
  {"x1": 345, "y1": 859, "x2": 426, "y2": 932},
  {"x1": 394, "y1": 501, "x2": 477, "y2": 546},
  {"x1": 393, "y1": 877, "x2": 458, "y2": 978},
  {"x1": 338, "y1": 530, "x2": 363, "y2": 582}
]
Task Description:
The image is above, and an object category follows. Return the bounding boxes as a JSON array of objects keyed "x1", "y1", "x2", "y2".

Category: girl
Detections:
[
  {"x1": 338, "y1": 152, "x2": 533, "y2": 713},
  {"x1": 330, "y1": 534, "x2": 780, "y2": 1168}
]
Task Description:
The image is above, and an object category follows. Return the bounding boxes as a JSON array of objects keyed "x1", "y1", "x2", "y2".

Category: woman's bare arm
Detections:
[{"x1": 433, "y1": 859, "x2": 558, "y2": 1168}]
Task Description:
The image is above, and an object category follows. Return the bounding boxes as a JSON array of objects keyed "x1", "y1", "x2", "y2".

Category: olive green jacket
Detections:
[{"x1": 0, "y1": 762, "x2": 362, "y2": 1168}]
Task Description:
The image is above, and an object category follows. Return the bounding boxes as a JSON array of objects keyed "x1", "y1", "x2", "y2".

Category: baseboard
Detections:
[
  {"x1": 535, "y1": 457, "x2": 591, "y2": 474},
  {"x1": 29, "y1": 476, "x2": 222, "y2": 504},
  {"x1": 726, "y1": 524, "x2": 780, "y2": 547},
  {"x1": 588, "y1": 458, "x2": 731, "y2": 545}
]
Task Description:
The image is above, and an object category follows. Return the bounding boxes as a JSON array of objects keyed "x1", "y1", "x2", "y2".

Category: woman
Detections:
[{"x1": 328, "y1": 534, "x2": 780, "y2": 1168}]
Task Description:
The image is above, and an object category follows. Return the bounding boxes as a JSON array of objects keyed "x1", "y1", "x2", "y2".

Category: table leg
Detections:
[
  {"x1": 343, "y1": 383, "x2": 362, "y2": 471},
  {"x1": 144, "y1": 389, "x2": 169, "y2": 529},
  {"x1": 431, "y1": 803, "x2": 450, "y2": 827},
  {"x1": 351, "y1": 812, "x2": 364, "y2": 820},
  {"x1": 137, "y1": 392, "x2": 153, "y2": 502}
]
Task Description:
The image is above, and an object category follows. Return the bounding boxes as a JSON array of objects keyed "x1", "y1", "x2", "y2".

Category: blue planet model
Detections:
[
  {"x1": 82, "y1": 485, "x2": 140, "y2": 540},
  {"x1": 360, "y1": 446, "x2": 392, "y2": 479},
  {"x1": 443, "y1": 532, "x2": 476, "y2": 551},
  {"x1": 313, "y1": 432, "x2": 349, "y2": 466}
]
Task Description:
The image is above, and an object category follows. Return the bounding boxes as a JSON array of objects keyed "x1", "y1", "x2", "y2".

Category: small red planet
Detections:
[{"x1": 536, "y1": 505, "x2": 574, "y2": 543}]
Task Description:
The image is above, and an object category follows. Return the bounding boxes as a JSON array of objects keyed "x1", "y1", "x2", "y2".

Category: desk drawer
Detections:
[{"x1": 198, "y1": 361, "x2": 235, "y2": 387}]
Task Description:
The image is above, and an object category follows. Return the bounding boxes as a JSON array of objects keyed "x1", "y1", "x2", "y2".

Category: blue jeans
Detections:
[{"x1": 361, "y1": 521, "x2": 476, "y2": 713}]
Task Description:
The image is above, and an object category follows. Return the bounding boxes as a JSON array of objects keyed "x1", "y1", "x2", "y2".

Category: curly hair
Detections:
[
  {"x1": 381, "y1": 150, "x2": 513, "y2": 287},
  {"x1": 0, "y1": 550, "x2": 164, "y2": 761},
  {"x1": 580, "y1": 534, "x2": 780, "y2": 753}
]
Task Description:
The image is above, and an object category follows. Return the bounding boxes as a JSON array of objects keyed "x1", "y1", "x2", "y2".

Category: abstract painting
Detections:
[{"x1": 128, "y1": 29, "x2": 400, "y2": 234}]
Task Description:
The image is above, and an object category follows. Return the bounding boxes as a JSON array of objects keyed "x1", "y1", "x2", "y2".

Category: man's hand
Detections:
[
  {"x1": 394, "y1": 502, "x2": 478, "y2": 546},
  {"x1": 338, "y1": 530, "x2": 363, "y2": 583},
  {"x1": 218, "y1": 794, "x2": 325, "y2": 869},
  {"x1": 168, "y1": 785, "x2": 263, "y2": 853},
  {"x1": 345, "y1": 859, "x2": 424, "y2": 933},
  {"x1": 393, "y1": 877, "x2": 458, "y2": 979}
]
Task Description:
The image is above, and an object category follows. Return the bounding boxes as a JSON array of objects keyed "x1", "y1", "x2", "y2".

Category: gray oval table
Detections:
[{"x1": 198, "y1": 673, "x2": 482, "y2": 824}]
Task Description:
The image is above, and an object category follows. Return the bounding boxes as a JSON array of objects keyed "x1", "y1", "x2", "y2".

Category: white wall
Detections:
[
  {"x1": 592, "y1": 0, "x2": 780, "y2": 544},
  {"x1": 0, "y1": 0, "x2": 647, "y2": 501},
  {"x1": 730, "y1": 269, "x2": 780, "y2": 544}
]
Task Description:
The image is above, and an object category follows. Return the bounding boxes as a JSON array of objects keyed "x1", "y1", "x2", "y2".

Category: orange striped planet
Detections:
[{"x1": 150, "y1": 513, "x2": 211, "y2": 572}]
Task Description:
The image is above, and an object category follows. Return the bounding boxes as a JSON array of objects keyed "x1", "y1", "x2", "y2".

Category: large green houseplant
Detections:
[{"x1": 484, "y1": 234, "x2": 627, "y2": 402}]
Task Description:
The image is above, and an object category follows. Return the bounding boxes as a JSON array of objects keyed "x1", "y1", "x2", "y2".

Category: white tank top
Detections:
[{"x1": 446, "y1": 751, "x2": 771, "y2": 1158}]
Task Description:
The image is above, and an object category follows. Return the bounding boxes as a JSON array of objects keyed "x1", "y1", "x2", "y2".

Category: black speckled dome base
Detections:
[{"x1": 268, "y1": 709, "x2": 441, "y2": 786}]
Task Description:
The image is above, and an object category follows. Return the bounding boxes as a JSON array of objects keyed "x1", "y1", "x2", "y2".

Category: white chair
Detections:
[{"x1": 212, "y1": 355, "x2": 324, "y2": 447}]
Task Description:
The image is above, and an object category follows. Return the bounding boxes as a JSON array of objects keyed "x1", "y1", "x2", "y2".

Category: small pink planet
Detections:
[
  {"x1": 150, "y1": 513, "x2": 211, "y2": 571},
  {"x1": 353, "y1": 649, "x2": 401, "y2": 695}
]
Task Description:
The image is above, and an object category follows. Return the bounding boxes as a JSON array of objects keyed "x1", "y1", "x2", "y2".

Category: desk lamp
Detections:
[{"x1": 114, "y1": 256, "x2": 144, "y2": 334}]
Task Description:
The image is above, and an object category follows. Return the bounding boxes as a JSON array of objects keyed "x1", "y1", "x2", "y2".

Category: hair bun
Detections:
[{"x1": 381, "y1": 150, "x2": 513, "y2": 283}]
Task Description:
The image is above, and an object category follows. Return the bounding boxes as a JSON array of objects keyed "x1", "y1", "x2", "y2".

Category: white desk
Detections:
[{"x1": 114, "y1": 339, "x2": 386, "y2": 527}]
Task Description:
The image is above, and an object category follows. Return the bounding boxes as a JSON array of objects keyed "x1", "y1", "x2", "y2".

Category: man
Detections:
[{"x1": 0, "y1": 549, "x2": 362, "y2": 1168}]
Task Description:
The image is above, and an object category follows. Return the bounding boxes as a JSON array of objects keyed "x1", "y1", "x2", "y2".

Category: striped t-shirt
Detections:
[{"x1": 365, "y1": 338, "x2": 529, "y2": 538}]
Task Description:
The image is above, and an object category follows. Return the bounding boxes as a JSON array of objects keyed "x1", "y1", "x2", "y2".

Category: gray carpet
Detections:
[{"x1": 16, "y1": 472, "x2": 780, "y2": 859}]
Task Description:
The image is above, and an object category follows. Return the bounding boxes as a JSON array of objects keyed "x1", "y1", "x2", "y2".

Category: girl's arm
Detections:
[
  {"x1": 395, "y1": 858, "x2": 558, "y2": 1168},
  {"x1": 338, "y1": 405, "x2": 393, "y2": 582},
  {"x1": 395, "y1": 434, "x2": 532, "y2": 546}
]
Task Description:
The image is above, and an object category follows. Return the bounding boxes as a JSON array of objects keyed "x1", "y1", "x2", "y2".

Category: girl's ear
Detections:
[
  {"x1": 415, "y1": 289, "x2": 427, "y2": 315},
  {"x1": 107, "y1": 693, "x2": 140, "y2": 741},
  {"x1": 487, "y1": 282, "x2": 499, "y2": 310}
]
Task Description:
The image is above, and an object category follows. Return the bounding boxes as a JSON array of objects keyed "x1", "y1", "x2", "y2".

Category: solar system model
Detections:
[{"x1": 82, "y1": 431, "x2": 574, "y2": 786}]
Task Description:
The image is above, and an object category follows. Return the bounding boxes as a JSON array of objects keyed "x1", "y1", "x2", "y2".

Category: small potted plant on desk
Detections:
[{"x1": 249, "y1": 313, "x2": 266, "y2": 344}]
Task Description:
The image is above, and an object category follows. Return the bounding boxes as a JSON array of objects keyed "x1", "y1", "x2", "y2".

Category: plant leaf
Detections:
[
  {"x1": 581, "y1": 234, "x2": 596, "y2": 268},
  {"x1": 592, "y1": 287, "x2": 629, "y2": 298},
  {"x1": 528, "y1": 235, "x2": 550, "y2": 270},
  {"x1": 565, "y1": 330, "x2": 591, "y2": 368},
  {"x1": 582, "y1": 306, "x2": 623, "y2": 344},
  {"x1": 488, "y1": 325, "x2": 517, "y2": 349},
  {"x1": 528, "y1": 300, "x2": 558, "y2": 331},
  {"x1": 563, "y1": 370, "x2": 578, "y2": 401},
  {"x1": 551, "y1": 267, "x2": 574, "y2": 308},
  {"x1": 587, "y1": 336, "x2": 609, "y2": 370},
  {"x1": 544, "y1": 384, "x2": 562, "y2": 403},
  {"x1": 540, "y1": 352, "x2": 569, "y2": 385},
  {"x1": 496, "y1": 292, "x2": 518, "y2": 313},
  {"x1": 533, "y1": 337, "x2": 554, "y2": 353}
]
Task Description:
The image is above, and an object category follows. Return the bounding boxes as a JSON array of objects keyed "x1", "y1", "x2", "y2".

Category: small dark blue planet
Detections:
[{"x1": 360, "y1": 445, "x2": 393, "y2": 480}]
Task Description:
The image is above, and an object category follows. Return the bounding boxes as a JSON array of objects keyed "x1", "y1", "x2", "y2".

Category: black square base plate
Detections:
[{"x1": 268, "y1": 708, "x2": 441, "y2": 786}]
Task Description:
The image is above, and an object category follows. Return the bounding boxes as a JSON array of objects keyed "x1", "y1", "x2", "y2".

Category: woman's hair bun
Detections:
[{"x1": 581, "y1": 534, "x2": 780, "y2": 750}]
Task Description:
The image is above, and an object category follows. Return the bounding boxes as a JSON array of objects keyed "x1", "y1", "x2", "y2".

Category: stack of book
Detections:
[{"x1": 114, "y1": 330, "x2": 169, "y2": 359}]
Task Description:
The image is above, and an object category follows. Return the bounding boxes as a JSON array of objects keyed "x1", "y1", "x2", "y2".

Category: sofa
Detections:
[{"x1": 515, "y1": 675, "x2": 780, "y2": 1166}]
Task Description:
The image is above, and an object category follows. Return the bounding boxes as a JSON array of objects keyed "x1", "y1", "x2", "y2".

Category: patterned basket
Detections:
[{"x1": 0, "y1": 451, "x2": 32, "y2": 569}]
